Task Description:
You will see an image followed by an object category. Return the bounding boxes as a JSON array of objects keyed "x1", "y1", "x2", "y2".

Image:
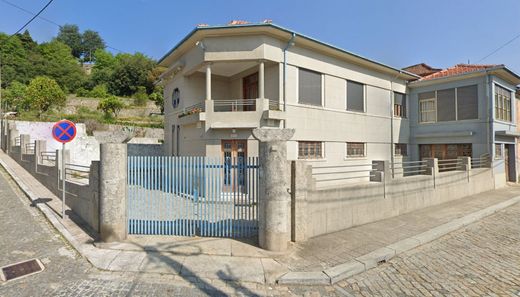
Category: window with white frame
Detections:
[
  {"x1": 346, "y1": 142, "x2": 366, "y2": 158},
  {"x1": 346, "y1": 80, "x2": 365, "y2": 112},
  {"x1": 394, "y1": 143, "x2": 408, "y2": 156},
  {"x1": 298, "y1": 68, "x2": 322, "y2": 106},
  {"x1": 419, "y1": 91, "x2": 436, "y2": 123},
  {"x1": 495, "y1": 84, "x2": 512, "y2": 122},
  {"x1": 298, "y1": 141, "x2": 323, "y2": 159},
  {"x1": 495, "y1": 143, "x2": 503, "y2": 159}
]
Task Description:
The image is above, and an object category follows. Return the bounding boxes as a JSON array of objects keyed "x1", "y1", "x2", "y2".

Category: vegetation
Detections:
[
  {"x1": 97, "y1": 95, "x2": 124, "y2": 118},
  {"x1": 25, "y1": 76, "x2": 66, "y2": 117}
]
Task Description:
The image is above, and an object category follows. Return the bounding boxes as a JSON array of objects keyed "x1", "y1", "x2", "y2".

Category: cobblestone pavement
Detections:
[
  {"x1": 0, "y1": 167, "x2": 333, "y2": 297},
  {"x1": 336, "y1": 202, "x2": 520, "y2": 296}
]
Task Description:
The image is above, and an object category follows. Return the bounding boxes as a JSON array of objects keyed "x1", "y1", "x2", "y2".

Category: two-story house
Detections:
[{"x1": 157, "y1": 21, "x2": 520, "y2": 185}]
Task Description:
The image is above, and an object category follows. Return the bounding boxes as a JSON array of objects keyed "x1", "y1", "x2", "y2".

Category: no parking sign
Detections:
[{"x1": 52, "y1": 119, "x2": 76, "y2": 220}]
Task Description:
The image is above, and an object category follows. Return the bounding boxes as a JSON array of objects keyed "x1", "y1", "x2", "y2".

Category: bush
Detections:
[
  {"x1": 97, "y1": 95, "x2": 124, "y2": 118},
  {"x1": 149, "y1": 86, "x2": 164, "y2": 113},
  {"x1": 25, "y1": 76, "x2": 66, "y2": 117},
  {"x1": 3, "y1": 81, "x2": 29, "y2": 112},
  {"x1": 89, "y1": 84, "x2": 109, "y2": 98},
  {"x1": 133, "y1": 86, "x2": 148, "y2": 106},
  {"x1": 75, "y1": 87, "x2": 90, "y2": 97}
]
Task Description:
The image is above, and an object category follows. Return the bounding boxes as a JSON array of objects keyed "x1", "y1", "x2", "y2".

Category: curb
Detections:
[{"x1": 277, "y1": 195, "x2": 520, "y2": 285}]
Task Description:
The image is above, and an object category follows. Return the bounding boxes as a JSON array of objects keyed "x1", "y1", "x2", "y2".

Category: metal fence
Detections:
[
  {"x1": 471, "y1": 155, "x2": 490, "y2": 169},
  {"x1": 311, "y1": 163, "x2": 376, "y2": 186},
  {"x1": 65, "y1": 163, "x2": 91, "y2": 185},
  {"x1": 25, "y1": 143, "x2": 35, "y2": 154},
  {"x1": 14, "y1": 137, "x2": 20, "y2": 146},
  {"x1": 41, "y1": 151, "x2": 56, "y2": 164},
  {"x1": 213, "y1": 99, "x2": 256, "y2": 112},
  {"x1": 178, "y1": 102, "x2": 205, "y2": 118},
  {"x1": 438, "y1": 158, "x2": 463, "y2": 172},
  {"x1": 127, "y1": 156, "x2": 259, "y2": 238},
  {"x1": 391, "y1": 160, "x2": 428, "y2": 177}
]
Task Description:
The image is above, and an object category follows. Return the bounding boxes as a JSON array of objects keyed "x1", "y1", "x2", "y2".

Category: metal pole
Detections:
[{"x1": 62, "y1": 142, "x2": 66, "y2": 219}]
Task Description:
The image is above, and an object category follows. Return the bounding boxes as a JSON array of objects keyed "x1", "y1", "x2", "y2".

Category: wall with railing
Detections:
[{"x1": 292, "y1": 155, "x2": 497, "y2": 239}]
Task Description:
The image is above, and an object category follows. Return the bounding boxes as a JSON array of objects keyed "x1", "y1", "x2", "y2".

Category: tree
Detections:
[
  {"x1": 25, "y1": 76, "x2": 66, "y2": 117},
  {"x1": 3, "y1": 81, "x2": 29, "y2": 112},
  {"x1": 87, "y1": 49, "x2": 115, "y2": 88},
  {"x1": 37, "y1": 40, "x2": 86, "y2": 93},
  {"x1": 108, "y1": 53, "x2": 156, "y2": 96},
  {"x1": 0, "y1": 33, "x2": 34, "y2": 87},
  {"x1": 81, "y1": 30, "x2": 105, "y2": 62},
  {"x1": 149, "y1": 86, "x2": 164, "y2": 113},
  {"x1": 97, "y1": 95, "x2": 124, "y2": 117},
  {"x1": 56, "y1": 24, "x2": 82, "y2": 58}
]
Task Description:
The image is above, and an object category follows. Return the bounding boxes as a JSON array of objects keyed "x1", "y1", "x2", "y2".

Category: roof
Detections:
[
  {"x1": 420, "y1": 64, "x2": 500, "y2": 81},
  {"x1": 402, "y1": 63, "x2": 442, "y2": 77},
  {"x1": 158, "y1": 21, "x2": 419, "y2": 81}
]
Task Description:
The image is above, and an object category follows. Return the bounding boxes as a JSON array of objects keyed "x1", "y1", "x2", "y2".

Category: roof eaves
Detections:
[{"x1": 409, "y1": 65, "x2": 520, "y2": 86}]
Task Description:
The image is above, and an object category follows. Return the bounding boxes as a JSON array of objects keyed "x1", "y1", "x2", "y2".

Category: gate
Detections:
[{"x1": 127, "y1": 156, "x2": 259, "y2": 238}]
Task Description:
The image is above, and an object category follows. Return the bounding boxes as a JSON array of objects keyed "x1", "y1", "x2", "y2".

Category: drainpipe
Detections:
[
  {"x1": 389, "y1": 71, "x2": 403, "y2": 178},
  {"x1": 283, "y1": 33, "x2": 296, "y2": 128},
  {"x1": 485, "y1": 73, "x2": 491, "y2": 157}
]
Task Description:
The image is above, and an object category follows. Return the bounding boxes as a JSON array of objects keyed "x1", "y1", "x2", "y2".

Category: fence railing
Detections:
[
  {"x1": 438, "y1": 158, "x2": 463, "y2": 172},
  {"x1": 213, "y1": 99, "x2": 257, "y2": 112},
  {"x1": 41, "y1": 151, "x2": 56, "y2": 163},
  {"x1": 471, "y1": 155, "x2": 490, "y2": 169},
  {"x1": 14, "y1": 136, "x2": 20, "y2": 146},
  {"x1": 25, "y1": 143, "x2": 35, "y2": 154},
  {"x1": 391, "y1": 160, "x2": 428, "y2": 177},
  {"x1": 65, "y1": 163, "x2": 90, "y2": 185},
  {"x1": 178, "y1": 102, "x2": 205, "y2": 118},
  {"x1": 311, "y1": 163, "x2": 376, "y2": 184}
]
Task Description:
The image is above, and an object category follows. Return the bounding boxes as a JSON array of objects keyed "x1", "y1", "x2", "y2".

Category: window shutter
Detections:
[
  {"x1": 457, "y1": 85, "x2": 478, "y2": 120},
  {"x1": 347, "y1": 80, "x2": 364, "y2": 112},
  {"x1": 437, "y1": 88, "x2": 456, "y2": 121},
  {"x1": 298, "y1": 69, "x2": 322, "y2": 106}
]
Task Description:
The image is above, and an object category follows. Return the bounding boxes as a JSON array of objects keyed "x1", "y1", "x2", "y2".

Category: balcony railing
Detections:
[
  {"x1": 214, "y1": 99, "x2": 257, "y2": 112},
  {"x1": 178, "y1": 102, "x2": 205, "y2": 118}
]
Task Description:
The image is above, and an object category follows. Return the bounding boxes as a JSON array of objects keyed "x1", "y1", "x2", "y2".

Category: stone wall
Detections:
[{"x1": 127, "y1": 143, "x2": 164, "y2": 156}]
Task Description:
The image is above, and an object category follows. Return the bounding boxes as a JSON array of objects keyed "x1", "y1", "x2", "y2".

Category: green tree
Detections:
[
  {"x1": 56, "y1": 24, "x2": 83, "y2": 58},
  {"x1": 97, "y1": 95, "x2": 124, "y2": 117},
  {"x1": 87, "y1": 49, "x2": 115, "y2": 88},
  {"x1": 108, "y1": 53, "x2": 156, "y2": 96},
  {"x1": 149, "y1": 86, "x2": 164, "y2": 113},
  {"x1": 3, "y1": 81, "x2": 29, "y2": 112},
  {"x1": 37, "y1": 40, "x2": 86, "y2": 92},
  {"x1": 133, "y1": 86, "x2": 148, "y2": 106},
  {"x1": 25, "y1": 76, "x2": 66, "y2": 117},
  {"x1": 81, "y1": 30, "x2": 105, "y2": 62},
  {"x1": 0, "y1": 33, "x2": 33, "y2": 87},
  {"x1": 89, "y1": 84, "x2": 109, "y2": 98}
]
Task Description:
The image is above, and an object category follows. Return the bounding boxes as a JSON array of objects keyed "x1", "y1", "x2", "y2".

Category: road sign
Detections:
[{"x1": 52, "y1": 120, "x2": 76, "y2": 143}]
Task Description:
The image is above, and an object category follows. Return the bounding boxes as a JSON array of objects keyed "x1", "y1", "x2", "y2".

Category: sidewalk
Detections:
[{"x1": 1, "y1": 149, "x2": 520, "y2": 286}]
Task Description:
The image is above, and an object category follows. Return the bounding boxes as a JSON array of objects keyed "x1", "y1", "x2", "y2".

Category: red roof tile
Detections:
[
  {"x1": 420, "y1": 64, "x2": 501, "y2": 81},
  {"x1": 403, "y1": 63, "x2": 442, "y2": 77}
]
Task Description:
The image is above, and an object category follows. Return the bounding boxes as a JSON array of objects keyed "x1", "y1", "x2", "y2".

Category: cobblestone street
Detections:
[{"x1": 336, "y1": 201, "x2": 520, "y2": 296}]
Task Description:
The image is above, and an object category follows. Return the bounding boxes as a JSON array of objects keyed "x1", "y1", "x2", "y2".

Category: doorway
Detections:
[
  {"x1": 505, "y1": 144, "x2": 516, "y2": 182},
  {"x1": 222, "y1": 140, "x2": 247, "y2": 192},
  {"x1": 242, "y1": 72, "x2": 258, "y2": 111}
]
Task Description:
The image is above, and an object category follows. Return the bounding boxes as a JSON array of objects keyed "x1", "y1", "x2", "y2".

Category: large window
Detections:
[
  {"x1": 457, "y1": 85, "x2": 478, "y2": 120},
  {"x1": 298, "y1": 68, "x2": 322, "y2": 106},
  {"x1": 419, "y1": 85, "x2": 479, "y2": 123},
  {"x1": 346, "y1": 142, "x2": 366, "y2": 158},
  {"x1": 419, "y1": 91, "x2": 436, "y2": 123},
  {"x1": 347, "y1": 80, "x2": 365, "y2": 112},
  {"x1": 495, "y1": 84, "x2": 512, "y2": 122},
  {"x1": 394, "y1": 92, "x2": 406, "y2": 118},
  {"x1": 394, "y1": 144, "x2": 408, "y2": 156},
  {"x1": 298, "y1": 141, "x2": 323, "y2": 159},
  {"x1": 436, "y1": 88, "x2": 456, "y2": 122}
]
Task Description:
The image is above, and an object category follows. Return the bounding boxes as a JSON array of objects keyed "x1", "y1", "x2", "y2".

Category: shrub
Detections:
[
  {"x1": 25, "y1": 76, "x2": 66, "y2": 117},
  {"x1": 133, "y1": 86, "x2": 148, "y2": 106},
  {"x1": 97, "y1": 95, "x2": 124, "y2": 118},
  {"x1": 3, "y1": 81, "x2": 29, "y2": 112},
  {"x1": 75, "y1": 87, "x2": 90, "y2": 97},
  {"x1": 89, "y1": 84, "x2": 109, "y2": 98}
]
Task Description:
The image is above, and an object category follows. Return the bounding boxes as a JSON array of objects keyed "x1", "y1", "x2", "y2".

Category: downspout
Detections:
[
  {"x1": 389, "y1": 71, "x2": 403, "y2": 178},
  {"x1": 485, "y1": 73, "x2": 491, "y2": 157},
  {"x1": 283, "y1": 33, "x2": 296, "y2": 128}
]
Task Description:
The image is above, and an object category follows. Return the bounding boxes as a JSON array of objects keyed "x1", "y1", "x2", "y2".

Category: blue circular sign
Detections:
[{"x1": 52, "y1": 120, "x2": 77, "y2": 143}]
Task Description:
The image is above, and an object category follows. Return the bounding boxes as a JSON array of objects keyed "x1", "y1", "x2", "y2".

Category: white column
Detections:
[
  {"x1": 259, "y1": 61, "x2": 265, "y2": 99},
  {"x1": 205, "y1": 64, "x2": 212, "y2": 101}
]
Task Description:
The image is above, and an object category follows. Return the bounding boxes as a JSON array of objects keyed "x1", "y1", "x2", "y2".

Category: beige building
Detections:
[{"x1": 157, "y1": 22, "x2": 416, "y2": 169}]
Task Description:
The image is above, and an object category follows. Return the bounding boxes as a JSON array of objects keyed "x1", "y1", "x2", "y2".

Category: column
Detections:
[
  {"x1": 259, "y1": 60, "x2": 265, "y2": 99},
  {"x1": 205, "y1": 63, "x2": 212, "y2": 101},
  {"x1": 99, "y1": 143, "x2": 127, "y2": 242},
  {"x1": 252, "y1": 128, "x2": 295, "y2": 252}
]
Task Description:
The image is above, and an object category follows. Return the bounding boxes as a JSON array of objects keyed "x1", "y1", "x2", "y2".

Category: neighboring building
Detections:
[{"x1": 157, "y1": 21, "x2": 520, "y2": 184}]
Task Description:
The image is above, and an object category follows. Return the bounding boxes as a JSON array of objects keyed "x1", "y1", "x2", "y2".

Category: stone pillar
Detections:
[
  {"x1": 371, "y1": 160, "x2": 391, "y2": 182},
  {"x1": 424, "y1": 158, "x2": 439, "y2": 176},
  {"x1": 258, "y1": 61, "x2": 265, "y2": 99},
  {"x1": 20, "y1": 134, "x2": 30, "y2": 155},
  {"x1": 99, "y1": 143, "x2": 127, "y2": 242},
  {"x1": 458, "y1": 156, "x2": 471, "y2": 171},
  {"x1": 253, "y1": 128, "x2": 295, "y2": 252},
  {"x1": 7, "y1": 126, "x2": 18, "y2": 154},
  {"x1": 34, "y1": 140, "x2": 46, "y2": 169},
  {"x1": 205, "y1": 64, "x2": 212, "y2": 101},
  {"x1": 291, "y1": 161, "x2": 312, "y2": 242}
]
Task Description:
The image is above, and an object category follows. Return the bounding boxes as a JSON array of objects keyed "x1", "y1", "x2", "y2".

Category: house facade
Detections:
[{"x1": 157, "y1": 21, "x2": 520, "y2": 184}]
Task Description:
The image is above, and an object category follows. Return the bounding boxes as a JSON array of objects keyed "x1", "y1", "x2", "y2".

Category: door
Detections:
[
  {"x1": 222, "y1": 140, "x2": 247, "y2": 192},
  {"x1": 242, "y1": 73, "x2": 258, "y2": 111},
  {"x1": 504, "y1": 144, "x2": 516, "y2": 182}
]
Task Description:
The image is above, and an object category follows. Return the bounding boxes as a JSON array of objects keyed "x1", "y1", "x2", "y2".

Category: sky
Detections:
[{"x1": 1, "y1": 0, "x2": 520, "y2": 73}]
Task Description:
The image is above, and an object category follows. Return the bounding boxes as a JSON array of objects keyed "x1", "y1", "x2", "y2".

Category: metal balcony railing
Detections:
[{"x1": 214, "y1": 99, "x2": 256, "y2": 112}]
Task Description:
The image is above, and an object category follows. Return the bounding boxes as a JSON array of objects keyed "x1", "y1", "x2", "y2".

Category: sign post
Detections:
[{"x1": 52, "y1": 120, "x2": 77, "y2": 219}]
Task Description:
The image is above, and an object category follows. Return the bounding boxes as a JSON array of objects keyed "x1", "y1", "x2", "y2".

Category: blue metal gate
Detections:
[{"x1": 127, "y1": 156, "x2": 259, "y2": 238}]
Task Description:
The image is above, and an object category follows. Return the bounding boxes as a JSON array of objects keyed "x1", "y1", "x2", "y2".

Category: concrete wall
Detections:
[
  {"x1": 127, "y1": 143, "x2": 164, "y2": 156},
  {"x1": 293, "y1": 160, "x2": 498, "y2": 239}
]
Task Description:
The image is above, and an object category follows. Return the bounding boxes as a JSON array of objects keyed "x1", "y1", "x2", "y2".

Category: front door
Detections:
[
  {"x1": 222, "y1": 140, "x2": 248, "y2": 192},
  {"x1": 242, "y1": 73, "x2": 258, "y2": 111},
  {"x1": 505, "y1": 144, "x2": 515, "y2": 182}
]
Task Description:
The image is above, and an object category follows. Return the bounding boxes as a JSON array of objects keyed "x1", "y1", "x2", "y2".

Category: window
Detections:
[
  {"x1": 419, "y1": 91, "x2": 436, "y2": 123},
  {"x1": 394, "y1": 92, "x2": 406, "y2": 118},
  {"x1": 346, "y1": 142, "x2": 366, "y2": 158},
  {"x1": 436, "y1": 88, "x2": 456, "y2": 122},
  {"x1": 298, "y1": 68, "x2": 322, "y2": 106},
  {"x1": 495, "y1": 143, "x2": 503, "y2": 159},
  {"x1": 347, "y1": 80, "x2": 365, "y2": 112},
  {"x1": 298, "y1": 141, "x2": 323, "y2": 159},
  {"x1": 495, "y1": 85, "x2": 512, "y2": 122},
  {"x1": 394, "y1": 144, "x2": 408, "y2": 156},
  {"x1": 457, "y1": 85, "x2": 478, "y2": 120}
]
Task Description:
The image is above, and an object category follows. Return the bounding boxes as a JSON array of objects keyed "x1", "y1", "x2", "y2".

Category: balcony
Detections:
[{"x1": 177, "y1": 99, "x2": 285, "y2": 129}]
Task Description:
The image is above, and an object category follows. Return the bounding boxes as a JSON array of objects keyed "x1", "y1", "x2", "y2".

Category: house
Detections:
[{"x1": 157, "y1": 21, "x2": 520, "y2": 184}]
